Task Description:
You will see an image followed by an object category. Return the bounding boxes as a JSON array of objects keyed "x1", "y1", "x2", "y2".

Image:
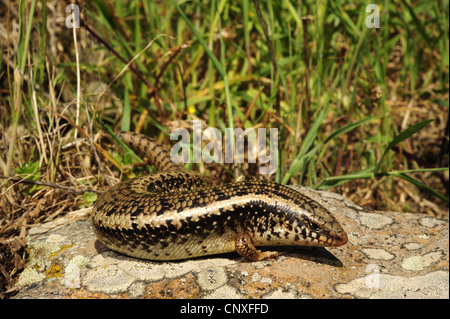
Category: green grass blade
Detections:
[
  {"x1": 398, "y1": 173, "x2": 449, "y2": 204},
  {"x1": 19, "y1": 0, "x2": 37, "y2": 73},
  {"x1": 387, "y1": 167, "x2": 449, "y2": 175},
  {"x1": 121, "y1": 88, "x2": 131, "y2": 132},
  {"x1": 324, "y1": 115, "x2": 378, "y2": 144},
  {"x1": 172, "y1": 1, "x2": 225, "y2": 77},
  {"x1": 282, "y1": 0, "x2": 301, "y2": 26},
  {"x1": 281, "y1": 103, "x2": 331, "y2": 184},
  {"x1": 316, "y1": 167, "x2": 450, "y2": 191},
  {"x1": 374, "y1": 119, "x2": 434, "y2": 176},
  {"x1": 315, "y1": 168, "x2": 374, "y2": 189},
  {"x1": 401, "y1": 0, "x2": 433, "y2": 49},
  {"x1": 283, "y1": 112, "x2": 376, "y2": 185},
  {"x1": 102, "y1": 124, "x2": 142, "y2": 163}
]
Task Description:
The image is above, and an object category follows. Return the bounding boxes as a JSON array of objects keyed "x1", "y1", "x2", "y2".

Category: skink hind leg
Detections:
[{"x1": 235, "y1": 233, "x2": 279, "y2": 261}]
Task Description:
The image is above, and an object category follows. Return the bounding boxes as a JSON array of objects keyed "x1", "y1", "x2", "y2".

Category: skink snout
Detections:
[{"x1": 333, "y1": 231, "x2": 348, "y2": 246}]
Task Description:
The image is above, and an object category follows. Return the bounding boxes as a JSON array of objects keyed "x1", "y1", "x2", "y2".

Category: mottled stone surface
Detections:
[{"x1": 13, "y1": 187, "x2": 449, "y2": 299}]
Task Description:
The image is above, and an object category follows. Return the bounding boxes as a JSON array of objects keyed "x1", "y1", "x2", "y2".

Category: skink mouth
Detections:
[{"x1": 333, "y1": 232, "x2": 348, "y2": 246}]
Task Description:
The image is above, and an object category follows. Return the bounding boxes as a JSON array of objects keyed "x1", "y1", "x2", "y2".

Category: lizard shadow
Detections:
[
  {"x1": 171, "y1": 246, "x2": 345, "y2": 267},
  {"x1": 272, "y1": 246, "x2": 345, "y2": 267},
  {"x1": 94, "y1": 240, "x2": 343, "y2": 267}
]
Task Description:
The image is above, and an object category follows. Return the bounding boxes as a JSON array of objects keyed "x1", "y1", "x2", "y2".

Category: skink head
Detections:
[
  {"x1": 251, "y1": 205, "x2": 348, "y2": 248},
  {"x1": 291, "y1": 199, "x2": 348, "y2": 247},
  {"x1": 242, "y1": 181, "x2": 349, "y2": 248}
]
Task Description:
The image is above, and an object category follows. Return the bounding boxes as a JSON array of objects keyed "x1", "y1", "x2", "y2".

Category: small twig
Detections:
[
  {"x1": 73, "y1": 11, "x2": 81, "y2": 140},
  {"x1": 148, "y1": 41, "x2": 192, "y2": 97},
  {"x1": 147, "y1": 41, "x2": 192, "y2": 121},
  {"x1": 84, "y1": 21, "x2": 165, "y2": 122},
  {"x1": 94, "y1": 34, "x2": 167, "y2": 119},
  {"x1": 240, "y1": 86, "x2": 264, "y2": 129},
  {"x1": 0, "y1": 174, "x2": 103, "y2": 195},
  {"x1": 85, "y1": 24, "x2": 152, "y2": 89}
]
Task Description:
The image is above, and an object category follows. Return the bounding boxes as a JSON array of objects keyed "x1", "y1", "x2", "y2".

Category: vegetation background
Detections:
[{"x1": 0, "y1": 0, "x2": 448, "y2": 297}]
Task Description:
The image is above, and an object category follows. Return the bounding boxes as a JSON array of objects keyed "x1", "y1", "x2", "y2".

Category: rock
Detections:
[{"x1": 13, "y1": 187, "x2": 449, "y2": 299}]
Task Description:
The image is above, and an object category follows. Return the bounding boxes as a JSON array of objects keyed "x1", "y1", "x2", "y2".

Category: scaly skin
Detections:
[{"x1": 91, "y1": 132, "x2": 347, "y2": 261}]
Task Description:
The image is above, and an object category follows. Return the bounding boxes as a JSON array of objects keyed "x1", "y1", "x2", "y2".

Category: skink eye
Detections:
[
  {"x1": 310, "y1": 222, "x2": 320, "y2": 231},
  {"x1": 147, "y1": 184, "x2": 158, "y2": 193}
]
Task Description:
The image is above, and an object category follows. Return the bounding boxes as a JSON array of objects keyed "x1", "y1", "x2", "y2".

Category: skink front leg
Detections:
[{"x1": 234, "y1": 232, "x2": 279, "y2": 261}]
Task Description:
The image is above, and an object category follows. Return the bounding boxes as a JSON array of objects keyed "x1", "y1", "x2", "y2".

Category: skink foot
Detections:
[{"x1": 235, "y1": 233, "x2": 279, "y2": 261}]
